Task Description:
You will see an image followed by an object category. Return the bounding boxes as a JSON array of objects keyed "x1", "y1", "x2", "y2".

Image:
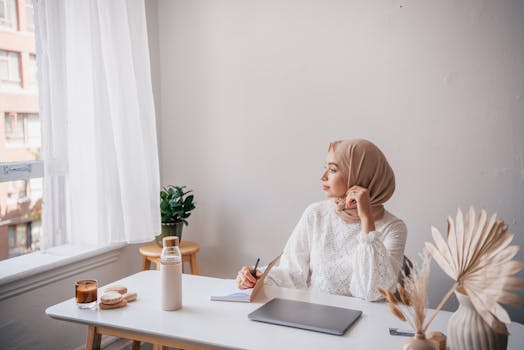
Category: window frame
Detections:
[
  {"x1": 27, "y1": 53, "x2": 37, "y2": 86},
  {"x1": 3, "y1": 111, "x2": 40, "y2": 147},
  {"x1": 0, "y1": 160, "x2": 43, "y2": 183},
  {"x1": 0, "y1": 50, "x2": 22, "y2": 88},
  {"x1": 0, "y1": 160, "x2": 44, "y2": 257},
  {"x1": 24, "y1": 0, "x2": 34, "y2": 31},
  {"x1": 6, "y1": 178, "x2": 28, "y2": 204},
  {"x1": 0, "y1": 0, "x2": 17, "y2": 30}
]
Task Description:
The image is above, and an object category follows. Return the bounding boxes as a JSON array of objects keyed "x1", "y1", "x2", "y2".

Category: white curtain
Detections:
[{"x1": 35, "y1": 0, "x2": 160, "y2": 247}]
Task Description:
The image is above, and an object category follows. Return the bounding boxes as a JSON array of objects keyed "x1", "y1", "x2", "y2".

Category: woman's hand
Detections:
[
  {"x1": 236, "y1": 266, "x2": 263, "y2": 289},
  {"x1": 345, "y1": 185, "x2": 376, "y2": 234}
]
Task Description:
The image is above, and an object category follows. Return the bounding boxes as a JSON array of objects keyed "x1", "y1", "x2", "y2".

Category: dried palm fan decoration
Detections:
[
  {"x1": 424, "y1": 207, "x2": 524, "y2": 334},
  {"x1": 377, "y1": 250, "x2": 432, "y2": 334}
]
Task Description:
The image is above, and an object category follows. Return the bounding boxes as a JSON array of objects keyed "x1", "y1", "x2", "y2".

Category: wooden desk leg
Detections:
[
  {"x1": 153, "y1": 344, "x2": 168, "y2": 350},
  {"x1": 85, "y1": 326, "x2": 101, "y2": 350},
  {"x1": 131, "y1": 340, "x2": 141, "y2": 350},
  {"x1": 190, "y1": 253, "x2": 200, "y2": 275},
  {"x1": 142, "y1": 256, "x2": 152, "y2": 271}
]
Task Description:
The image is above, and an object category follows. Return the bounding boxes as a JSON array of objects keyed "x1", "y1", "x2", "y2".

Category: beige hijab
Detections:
[{"x1": 330, "y1": 139, "x2": 395, "y2": 223}]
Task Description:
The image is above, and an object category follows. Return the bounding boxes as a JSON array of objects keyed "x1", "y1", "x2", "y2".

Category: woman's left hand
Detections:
[{"x1": 345, "y1": 185, "x2": 376, "y2": 233}]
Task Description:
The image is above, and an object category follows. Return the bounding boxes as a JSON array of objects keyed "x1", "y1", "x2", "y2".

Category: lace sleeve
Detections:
[
  {"x1": 266, "y1": 207, "x2": 312, "y2": 289},
  {"x1": 349, "y1": 220, "x2": 407, "y2": 301}
]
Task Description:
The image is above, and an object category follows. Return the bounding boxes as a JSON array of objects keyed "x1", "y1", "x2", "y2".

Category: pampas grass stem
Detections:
[
  {"x1": 422, "y1": 281, "x2": 459, "y2": 332},
  {"x1": 388, "y1": 303, "x2": 406, "y2": 321},
  {"x1": 385, "y1": 290, "x2": 399, "y2": 305},
  {"x1": 397, "y1": 283, "x2": 411, "y2": 306},
  {"x1": 376, "y1": 287, "x2": 387, "y2": 298}
]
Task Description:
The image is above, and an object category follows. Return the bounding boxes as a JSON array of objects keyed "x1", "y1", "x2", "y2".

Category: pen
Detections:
[
  {"x1": 388, "y1": 328, "x2": 415, "y2": 337},
  {"x1": 251, "y1": 258, "x2": 260, "y2": 277}
]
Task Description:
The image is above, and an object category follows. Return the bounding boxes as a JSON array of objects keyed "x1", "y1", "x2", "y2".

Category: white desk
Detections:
[{"x1": 46, "y1": 271, "x2": 524, "y2": 350}]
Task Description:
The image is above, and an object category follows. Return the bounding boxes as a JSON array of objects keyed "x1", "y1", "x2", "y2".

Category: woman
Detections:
[{"x1": 236, "y1": 139, "x2": 407, "y2": 301}]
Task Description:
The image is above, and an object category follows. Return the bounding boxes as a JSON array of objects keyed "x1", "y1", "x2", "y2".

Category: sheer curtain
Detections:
[{"x1": 35, "y1": 0, "x2": 160, "y2": 247}]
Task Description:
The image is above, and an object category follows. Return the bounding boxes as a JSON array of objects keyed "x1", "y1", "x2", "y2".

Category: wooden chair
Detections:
[{"x1": 398, "y1": 255, "x2": 413, "y2": 288}]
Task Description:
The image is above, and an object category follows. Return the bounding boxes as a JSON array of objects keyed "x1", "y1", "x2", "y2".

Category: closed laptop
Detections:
[{"x1": 248, "y1": 298, "x2": 362, "y2": 336}]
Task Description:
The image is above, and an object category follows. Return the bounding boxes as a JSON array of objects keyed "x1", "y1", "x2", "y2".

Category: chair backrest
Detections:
[{"x1": 399, "y1": 255, "x2": 413, "y2": 286}]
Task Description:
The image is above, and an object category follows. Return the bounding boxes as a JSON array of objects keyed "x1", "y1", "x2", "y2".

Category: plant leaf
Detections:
[
  {"x1": 160, "y1": 185, "x2": 195, "y2": 224},
  {"x1": 426, "y1": 207, "x2": 523, "y2": 334},
  {"x1": 497, "y1": 291, "x2": 524, "y2": 306},
  {"x1": 468, "y1": 213, "x2": 497, "y2": 268},
  {"x1": 467, "y1": 287, "x2": 509, "y2": 335},
  {"x1": 184, "y1": 195, "x2": 194, "y2": 205},
  {"x1": 431, "y1": 226, "x2": 456, "y2": 276},
  {"x1": 425, "y1": 242, "x2": 456, "y2": 279},
  {"x1": 471, "y1": 246, "x2": 520, "y2": 275},
  {"x1": 502, "y1": 277, "x2": 524, "y2": 291},
  {"x1": 447, "y1": 214, "x2": 459, "y2": 273},
  {"x1": 462, "y1": 207, "x2": 477, "y2": 272},
  {"x1": 456, "y1": 209, "x2": 465, "y2": 273}
]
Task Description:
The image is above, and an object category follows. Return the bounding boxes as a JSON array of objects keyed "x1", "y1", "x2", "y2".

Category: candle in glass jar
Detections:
[{"x1": 75, "y1": 280, "x2": 98, "y2": 309}]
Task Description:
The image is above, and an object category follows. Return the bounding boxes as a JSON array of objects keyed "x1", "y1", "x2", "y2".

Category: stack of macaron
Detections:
[{"x1": 99, "y1": 284, "x2": 137, "y2": 310}]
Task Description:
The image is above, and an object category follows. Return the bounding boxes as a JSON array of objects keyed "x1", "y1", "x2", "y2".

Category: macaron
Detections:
[
  {"x1": 99, "y1": 299, "x2": 128, "y2": 310},
  {"x1": 101, "y1": 291, "x2": 124, "y2": 305},
  {"x1": 104, "y1": 284, "x2": 128, "y2": 295},
  {"x1": 123, "y1": 292, "x2": 137, "y2": 302}
]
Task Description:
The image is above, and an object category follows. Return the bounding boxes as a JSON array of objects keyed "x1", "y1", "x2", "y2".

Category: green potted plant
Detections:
[{"x1": 156, "y1": 185, "x2": 196, "y2": 246}]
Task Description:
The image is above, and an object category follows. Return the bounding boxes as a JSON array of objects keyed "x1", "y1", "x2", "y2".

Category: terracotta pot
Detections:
[
  {"x1": 402, "y1": 332, "x2": 438, "y2": 350},
  {"x1": 448, "y1": 292, "x2": 507, "y2": 350},
  {"x1": 155, "y1": 222, "x2": 184, "y2": 246}
]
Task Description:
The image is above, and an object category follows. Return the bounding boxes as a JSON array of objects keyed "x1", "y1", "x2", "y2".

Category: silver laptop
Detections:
[{"x1": 248, "y1": 298, "x2": 362, "y2": 335}]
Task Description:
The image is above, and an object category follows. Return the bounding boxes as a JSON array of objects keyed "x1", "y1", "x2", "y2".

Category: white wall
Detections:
[{"x1": 152, "y1": 0, "x2": 524, "y2": 322}]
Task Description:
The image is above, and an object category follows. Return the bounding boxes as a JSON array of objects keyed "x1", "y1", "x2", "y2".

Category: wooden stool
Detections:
[{"x1": 139, "y1": 240, "x2": 200, "y2": 275}]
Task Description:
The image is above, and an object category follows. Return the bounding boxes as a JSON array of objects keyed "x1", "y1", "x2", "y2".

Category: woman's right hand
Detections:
[{"x1": 236, "y1": 266, "x2": 263, "y2": 289}]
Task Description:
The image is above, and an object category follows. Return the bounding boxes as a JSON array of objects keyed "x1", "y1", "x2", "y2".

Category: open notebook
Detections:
[{"x1": 210, "y1": 255, "x2": 281, "y2": 302}]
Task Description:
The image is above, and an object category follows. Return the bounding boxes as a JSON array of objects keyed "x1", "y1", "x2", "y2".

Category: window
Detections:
[
  {"x1": 28, "y1": 53, "x2": 37, "y2": 87},
  {"x1": 4, "y1": 112, "x2": 40, "y2": 147},
  {"x1": 4, "y1": 178, "x2": 41, "y2": 203},
  {"x1": 25, "y1": 0, "x2": 34, "y2": 31},
  {"x1": 0, "y1": 50, "x2": 21, "y2": 88},
  {"x1": 6, "y1": 179, "x2": 28, "y2": 203},
  {"x1": 4, "y1": 178, "x2": 42, "y2": 203},
  {"x1": 1, "y1": 166, "x2": 43, "y2": 260},
  {"x1": 7, "y1": 220, "x2": 39, "y2": 258},
  {"x1": 0, "y1": 0, "x2": 17, "y2": 30},
  {"x1": 28, "y1": 177, "x2": 42, "y2": 201},
  {"x1": 4, "y1": 112, "x2": 22, "y2": 144},
  {"x1": 1, "y1": 2, "x2": 42, "y2": 262}
]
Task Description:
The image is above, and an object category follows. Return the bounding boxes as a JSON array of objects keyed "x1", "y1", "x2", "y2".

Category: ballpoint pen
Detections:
[
  {"x1": 251, "y1": 257, "x2": 260, "y2": 277},
  {"x1": 388, "y1": 328, "x2": 415, "y2": 337}
]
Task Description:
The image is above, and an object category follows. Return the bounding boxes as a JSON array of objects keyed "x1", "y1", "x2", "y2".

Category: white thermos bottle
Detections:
[{"x1": 160, "y1": 236, "x2": 182, "y2": 311}]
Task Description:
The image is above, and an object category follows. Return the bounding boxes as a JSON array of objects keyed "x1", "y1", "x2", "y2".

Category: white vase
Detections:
[{"x1": 448, "y1": 292, "x2": 507, "y2": 350}]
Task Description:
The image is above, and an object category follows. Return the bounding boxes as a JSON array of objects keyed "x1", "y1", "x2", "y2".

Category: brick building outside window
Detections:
[{"x1": 0, "y1": 0, "x2": 41, "y2": 260}]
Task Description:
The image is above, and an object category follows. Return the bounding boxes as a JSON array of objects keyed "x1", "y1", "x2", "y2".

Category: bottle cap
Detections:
[{"x1": 163, "y1": 236, "x2": 179, "y2": 247}]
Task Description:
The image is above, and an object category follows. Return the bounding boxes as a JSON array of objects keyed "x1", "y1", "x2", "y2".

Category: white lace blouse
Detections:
[{"x1": 266, "y1": 200, "x2": 407, "y2": 301}]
